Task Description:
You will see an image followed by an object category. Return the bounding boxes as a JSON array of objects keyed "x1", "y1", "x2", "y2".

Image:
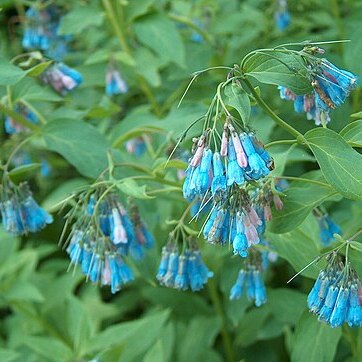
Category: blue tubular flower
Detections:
[
  {"x1": 317, "y1": 214, "x2": 342, "y2": 247},
  {"x1": 252, "y1": 269, "x2": 267, "y2": 307},
  {"x1": 232, "y1": 213, "x2": 248, "y2": 257},
  {"x1": 156, "y1": 246, "x2": 171, "y2": 282},
  {"x1": 21, "y1": 196, "x2": 53, "y2": 232},
  {"x1": 107, "y1": 253, "x2": 134, "y2": 293},
  {"x1": 125, "y1": 137, "x2": 147, "y2": 157},
  {"x1": 205, "y1": 208, "x2": 227, "y2": 244},
  {"x1": 329, "y1": 288, "x2": 349, "y2": 327},
  {"x1": 275, "y1": 10, "x2": 290, "y2": 31},
  {"x1": 313, "y1": 60, "x2": 358, "y2": 111},
  {"x1": 106, "y1": 68, "x2": 128, "y2": 96},
  {"x1": 41, "y1": 62, "x2": 82, "y2": 95},
  {"x1": 249, "y1": 134, "x2": 273, "y2": 171},
  {"x1": 196, "y1": 149, "x2": 213, "y2": 195},
  {"x1": 4, "y1": 104, "x2": 39, "y2": 135},
  {"x1": 240, "y1": 134, "x2": 270, "y2": 180},
  {"x1": 230, "y1": 270, "x2": 246, "y2": 300},
  {"x1": 175, "y1": 255, "x2": 189, "y2": 291},
  {"x1": 211, "y1": 152, "x2": 226, "y2": 195},
  {"x1": 294, "y1": 95, "x2": 304, "y2": 112},
  {"x1": 226, "y1": 139, "x2": 245, "y2": 186},
  {"x1": 188, "y1": 250, "x2": 213, "y2": 291},
  {"x1": 162, "y1": 251, "x2": 179, "y2": 287},
  {"x1": 347, "y1": 282, "x2": 362, "y2": 327},
  {"x1": 318, "y1": 285, "x2": 339, "y2": 322}
]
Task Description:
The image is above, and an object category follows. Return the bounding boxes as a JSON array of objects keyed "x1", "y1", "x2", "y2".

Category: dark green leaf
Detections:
[
  {"x1": 305, "y1": 128, "x2": 362, "y2": 200},
  {"x1": 42, "y1": 119, "x2": 109, "y2": 179},
  {"x1": 243, "y1": 51, "x2": 312, "y2": 95},
  {"x1": 0, "y1": 59, "x2": 25, "y2": 85}
]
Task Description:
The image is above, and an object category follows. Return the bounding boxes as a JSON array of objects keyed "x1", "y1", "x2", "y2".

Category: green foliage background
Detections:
[{"x1": 0, "y1": 0, "x2": 362, "y2": 361}]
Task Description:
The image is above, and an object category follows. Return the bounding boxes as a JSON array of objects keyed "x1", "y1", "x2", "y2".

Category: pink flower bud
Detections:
[
  {"x1": 220, "y1": 128, "x2": 228, "y2": 156},
  {"x1": 248, "y1": 207, "x2": 262, "y2": 226},
  {"x1": 190, "y1": 144, "x2": 204, "y2": 167},
  {"x1": 264, "y1": 204, "x2": 272, "y2": 221},
  {"x1": 273, "y1": 195, "x2": 283, "y2": 210}
]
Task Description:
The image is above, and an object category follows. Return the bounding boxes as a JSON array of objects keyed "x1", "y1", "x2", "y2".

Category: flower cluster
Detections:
[
  {"x1": 278, "y1": 56, "x2": 358, "y2": 125},
  {"x1": 315, "y1": 213, "x2": 342, "y2": 247},
  {"x1": 41, "y1": 62, "x2": 83, "y2": 95},
  {"x1": 22, "y1": 5, "x2": 70, "y2": 61},
  {"x1": 106, "y1": 64, "x2": 128, "y2": 96},
  {"x1": 308, "y1": 253, "x2": 362, "y2": 327},
  {"x1": 229, "y1": 247, "x2": 272, "y2": 307},
  {"x1": 274, "y1": 0, "x2": 290, "y2": 31},
  {"x1": 65, "y1": 191, "x2": 154, "y2": 293},
  {"x1": 0, "y1": 180, "x2": 52, "y2": 235},
  {"x1": 156, "y1": 236, "x2": 213, "y2": 292},
  {"x1": 183, "y1": 122, "x2": 273, "y2": 203},
  {"x1": 4, "y1": 104, "x2": 38, "y2": 135}
]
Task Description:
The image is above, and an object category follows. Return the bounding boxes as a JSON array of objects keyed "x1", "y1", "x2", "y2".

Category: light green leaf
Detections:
[
  {"x1": 268, "y1": 171, "x2": 339, "y2": 233},
  {"x1": 291, "y1": 311, "x2": 342, "y2": 362},
  {"x1": 224, "y1": 82, "x2": 251, "y2": 123},
  {"x1": 133, "y1": 14, "x2": 185, "y2": 67},
  {"x1": 0, "y1": 59, "x2": 25, "y2": 85},
  {"x1": 340, "y1": 120, "x2": 362, "y2": 148},
  {"x1": 58, "y1": 6, "x2": 105, "y2": 35},
  {"x1": 305, "y1": 127, "x2": 362, "y2": 200},
  {"x1": 5, "y1": 281, "x2": 44, "y2": 303},
  {"x1": 143, "y1": 340, "x2": 165, "y2": 362},
  {"x1": 25, "y1": 61, "x2": 52, "y2": 76},
  {"x1": 117, "y1": 178, "x2": 154, "y2": 199},
  {"x1": 8, "y1": 163, "x2": 41, "y2": 184},
  {"x1": 42, "y1": 119, "x2": 109, "y2": 179},
  {"x1": 243, "y1": 51, "x2": 312, "y2": 95},
  {"x1": 0, "y1": 348, "x2": 20, "y2": 362}
]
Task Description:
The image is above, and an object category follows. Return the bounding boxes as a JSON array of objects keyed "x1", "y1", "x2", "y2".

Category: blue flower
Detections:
[
  {"x1": 0, "y1": 181, "x2": 52, "y2": 235},
  {"x1": 230, "y1": 270, "x2": 246, "y2": 300},
  {"x1": 211, "y1": 152, "x2": 227, "y2": 195},
  {"x1": 317, "y1": 214, "x2": 342, "y2": 247},
  {"x1": 106, "y1": 67, "x2": 128, "y2": 96},
  {"x1": 41, "y1": 62, "x2": 82, "y2": 95},
  {"x1": 275, "y1": 10, "x2": 291, "y2": 31},
  {"x1": 125, "y1": 137, "x2": 147, "y2": 157},
  {"x1": 4, "y1": 104, "x2": 39, "y2": 135}
]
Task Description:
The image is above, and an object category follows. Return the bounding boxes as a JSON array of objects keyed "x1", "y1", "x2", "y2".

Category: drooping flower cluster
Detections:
[
  {"x1": 315, "y1": 213, "x2": 342, "y2": 247},
  {"x1": 41, "y1": 62, "x2": 83, "y2": 95},
  {"x1": 4, "y1": 104, "x2": 38, "y2": 135},
  {"x1": 22, "y1": 5, "x2": 70, "y2": 61},
  {"x1": 156, "y1": 236, "x2": 213, "y2": 292},
  {"x1": 65, "y1": 191, "x2": 154, "y2": 293},
  {"x1": 278, "y1": 54, "x2": 358, "y2": 125},
  {"x1": 0, "y1": 179, "x2": 52, "y2": 235},
  {"x1": 106, "y1": 64, "x2": 128, "y2": 96},
  {"x1": 183, "y1": 122, "x2": 273, "y2": 203},
  {"x1": 308, "y1": 253, "x2": 362, "y2": 327},
  {"x1": 274, "y1": 0, "x2": 290, "y2": 31},
  {"x1": 230, "y1": 248, "x2": 270, "y2": 307}
]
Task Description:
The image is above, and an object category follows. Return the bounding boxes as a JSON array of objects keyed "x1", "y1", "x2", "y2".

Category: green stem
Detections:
[
  {"x1": 0, "y1": 103, "x2": 40, "y2": 132},
  {"x1": 207, "y1": 279, "x2": 235, "y2": 362},
  {"x1": 264, "y1": 139, "x2": 297, "y2": 148},
  {"x1": 241, "y1": 77, "x2": 305, "y2": 141},
  {"x1": 102, "y1": 0, "x2": 162, "y2": 117},
  {"x1": 147, "y1": 186, "x2": 181, "y2": 195}
]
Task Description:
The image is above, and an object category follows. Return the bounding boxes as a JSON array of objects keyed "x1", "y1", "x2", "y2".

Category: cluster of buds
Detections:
[
  {"x1": 156, "y1": 236, "x2": 213, "y2": 292},
  {"x1": 308, "y1": 252, "x2": 362, "y2": 327},
  {"x1": 0, "y1": 179, "x2": 52, "y2": 235},
  {"x1": 64, "y1": 190, "x2": 154, "y2": 293}
]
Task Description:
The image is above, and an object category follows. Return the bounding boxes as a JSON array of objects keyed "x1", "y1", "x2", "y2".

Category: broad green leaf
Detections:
[
  {"x1": 23, "y1": 337, "x2": 73, "y2": 362},
  {"x1": 143, "y1": 340, "x2": 165, "y2": 362},
  {"x1": 134, "y1": 46, "x2": 162, "y2": 87},
  {"x1": 0, "y1": 59, "x2": 25, "y2": 85},
  {"x1": 268, "y1": 171, "x2": 339, "y2": 233},
  {"x1": 0, "y1": 348, "x2": 19, "y2": 362},
  {"x1": 340, "y1": 120, "x2": 362, "y2": 148},
  {"x1": 58, "y1": 6, "x2": 105, "y2": 35},
  {"x1": 305, "y1": 128, "x2": 362, "y2": 200},
  {"x1": 243, "y1": 51, "x2": 312, "y2": 95},
  {"x1": 267, "y1": 215, "x2": 323, "y2": 279},
  {"x1": 117, "y1": 178, "x2": 154, "y2": 199},
  {"x1": 4, "y1": 281, "x2": 44, "y2": 303},
  {"x1": 291, "y1": 311, "x2": 342, "y2": 362},
  {"x1": 114, "y1": 51, "x2": 136, "y2": 67},
  {"x1": 42, "y1": 119, "x2": 109, "y2": 179},
  {"x1": 133, "y1": 14, "x2": 186, "y2": 67},
  {"x1": 8, "y1": 163, "x2": 41, "y2": 183},
  {"x1": 87, "y1": 309, "x2": 170, "y2": 353},
  {"x1": 12, "y1": 78, "x2": 62, "y2": 102},
  {"x1": 124, "y1": 0, "x2": 156, "y2": 22},
  {"x1": 224, "y1": 82, "x2": 251, "y2": 123}
]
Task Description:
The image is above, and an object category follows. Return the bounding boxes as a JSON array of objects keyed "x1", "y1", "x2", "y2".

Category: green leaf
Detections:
[
  {"x1": 8, "y1": 163, "x2": 41, "y2": 183},
  {"x1": 224, "y1": 82, "x2": 251, "y2": 123},
  {"x1": 143, "y1": 340, "x2": 165, "y2": 362},
  {"x1": 0, "y1": 348, "x2": 20, "y2": 362},
  {"x1": 58, "y1": 6, "x2": 105, "y2": 35},
  {"x1": 268, "y1": 171, "x2": 338, "y2": 233},
  {"x1": 23, "y1": 337, "x2": 73, "y2": 362},
  {"x1": 134, "y1": 47, "x2": 162, "y2": 87},
  {"x1": 0, "y1": 59, "x2": 25, "y2": 85},
  {"x1": 117, "y1": 178, "x2": 154, "y2": 199},
  {"x1": 267, "y1": 215, "x2": 323, "y2": 279},
  {"x1": 305, "y1": 128, "x2": 362, "y2": 200},
  {"x1": 4, "y1": 281, "x2": 44, "y2": 303},
  {"x1": 291, "y1": 311, "x2": 342, "y2": 362},
  {"x1": 243, "y1": 51, "x2": 312, "y2": 95},
  {"x1": 25, "y1": 61, "x2": 52, "y2": 76},
  {"x1": 340, "y1": 120, "x2": 362, "y2": 148},
  {"x1": 133, "y1": 14, "x2": 185, "y2": 67},
  {"x1": 42, "y1": 119, "x2": 109, "y2": 179}
]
